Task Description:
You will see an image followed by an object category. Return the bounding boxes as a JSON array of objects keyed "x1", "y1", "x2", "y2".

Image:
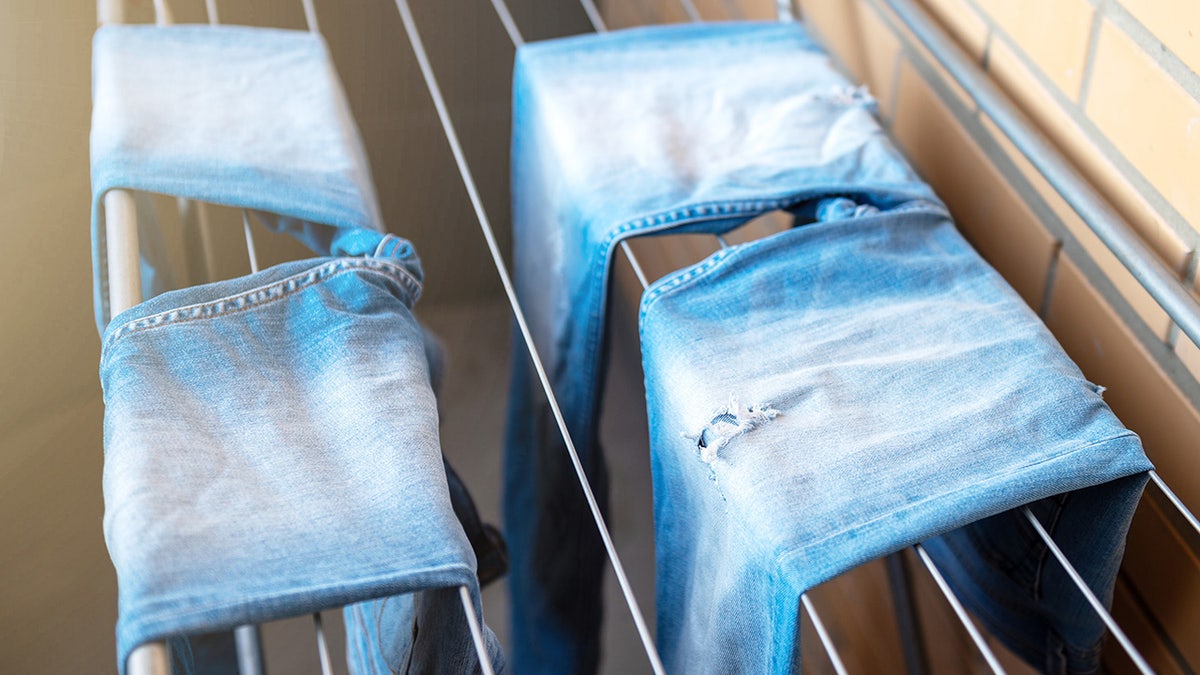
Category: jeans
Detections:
[
  {"x1": 90, "y1": 23, "x2": 382, "y2": 330},
  {"x1": 640, "y1": 203, "x2": 1150, "y2": 673},
  {"x1": 101, "y1": 232, "x2": 503, "y2": 674},
  {"x1": 505, "y1": 21, "x2": 1151, "y2": 674}
]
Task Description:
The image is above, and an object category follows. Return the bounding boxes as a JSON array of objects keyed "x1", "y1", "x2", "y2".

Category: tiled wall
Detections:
[{"x1": 602, "y1": 0, "x2": 1200, "y2": 672}]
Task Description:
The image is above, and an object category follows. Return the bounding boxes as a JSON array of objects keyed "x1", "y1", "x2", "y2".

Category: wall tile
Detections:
[
  {"x1": 1087, "y1": 20, "x2": 1200, "y2": 232},
  {"x1": 917, "y1": 0, "x2": 989, "y2": 59},
  {"x1": 1120, "y1": 498, "x2": 1200, "y2": 671},
  {"x1": 1107, "y1": 576, "x2": 1190, "y2": 675},
  {"x1": 974, "y1": 0, "x2": 1094, "y2": 97},
  {"x1": 893, "y1": 60, "x2": 1056, "y2": 307},
  {"x1": 1120, "y1": 0, "x2": 1200, "y2": 79},
  {"x1": 1174, "y1": 333, "x2": 1200, "y2": 384},
  {"x1": 988, "y1": 39, "x2": 1192, "y2": 274},
  {"x1": 1044, "y1": 256, "x2": 1200, "y2": 516},
  {"x1": 980, "y1": 116, "x2": 1173, "y2": 339}
]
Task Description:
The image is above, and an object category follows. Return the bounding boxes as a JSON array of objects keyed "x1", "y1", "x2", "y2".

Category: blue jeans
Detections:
[
  {"x1": 101, "y1": 232, "x2": 503, "y2": 674},
  {"x1": 90, "y1": 23, "x2": 383, "y2": 331},
  {"x1": 640, "y1": 203, "x2": 1149, "y2": 673},
  {"x1": 505, "y1": 21, "x2": 1151, "y2": 674}
]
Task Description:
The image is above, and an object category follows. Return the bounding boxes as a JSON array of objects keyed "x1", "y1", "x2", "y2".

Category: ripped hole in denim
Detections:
[{"x1": 684, "y1": 396, "x2": 780, "y2": 464}]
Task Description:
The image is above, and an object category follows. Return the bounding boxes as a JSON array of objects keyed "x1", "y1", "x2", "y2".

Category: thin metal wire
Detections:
[
  {"x1": 313, "y1": 613, "x2": 334, "y2": 675},
  {"x1": 578, "y1": 0, "x2": 608, "y2": 32},
  {"x1": 392, "y1": 1, "x2": 665, "y2": 672},
  {"x1": 302, "y1": 0, "x2": 320, "y2": 33},
  {"x1": 776, "y1": 0, "x2": 795, "y2": 21},
  {"x1": 913, "y1": 544, "x2": 1007, "y2": 674},
  {"x1": 152, "y1": 0, "x2": 172, "y2": 25},
  {"x1": 204, "y1": 0, "x2": 219, "y2": 24},
  {"x1": 459, "y1": 586, "x2": 497, "y2": 675},
  {"x1": 233, "y1": 625, "x2": 264, "y2": 675},
  {"x1": 677, "y1": 0, "x2": 702, "y2": 22},
  {"x1": 1021, "y1": 507, "x2": 1153, "y2": 674},
  {"x1": 1149, "y1": 470, "x2": 1200, "y2": 539},
  {"x1": 801, "y1": 594, "x2": 850, "y2": 675},
  {"x1": 242, "y1": 210, "x2": 260, "y2": 274},
  {"x1": 486, "y1": 0, "x2": 523, "y2": 46}
]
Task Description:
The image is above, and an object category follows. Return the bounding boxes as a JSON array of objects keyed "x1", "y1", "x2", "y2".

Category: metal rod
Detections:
[
  {"x1": 459, "y1": 586, "x2": 497, "y2": 675},
  {"x1": 578, "y1": 0, "x2": 607, "y2": 32},
  {"x1": 801, "y1": 594, "x2": 850, "y2": 675},
  {"x1": 777, "y1": 0, "x2": 795, "y2": 22},
  {"x1": 234, "y1": 625, "x2": 265, "y2": 675},
  {"x1": 393, "y1": 1, "x2": 664, "y2": 672},
  {"x1": 1149, "y1": 470, "x2": 1200, "y2": 539},
  {"x1": 883, "y1": 0, "x2": 1200, "y2": 348},
  {"x1": 622, "y1": 241, "x2": 651, "y2": 289},
  {"x1": 677, "y1": 0, "x2": 702, "y2": 22},
  {"x1": 127, "y1": 642, "x2": 171, "y2": 675},
  {"x1": 104, "y1": 190, "x2": 143, "y2": 317},
  {"x1": 486, "y1": 0, "x2": 523, "y2": 46},
  {"x1": 313, "y1": 612, "x2": 334, "y2": 675},
  {"x1": 302, "y1": 0, "x2": 320, "y2": 33},
  {"x1": 913, "y1": 544, "x2": 1007, "y2": 674},
  {"x1": 152, "y1": 0, "x2": 172, "y2": 26},
  {"x1": 1021, "y1": 507, "x2": 1153, "y2": 674},
  {"x1": 242, "y1": 210, "x2": 260, "y2": 274},
  {"x1": 97, "y1": 0, "x2": 125, "y2": 24},
  {"x1": 886, "y1": 552, "x2": 930, "y2": 675},
  {"x1": 205, "y1": 0, "x2": 219, "y2": 24}
]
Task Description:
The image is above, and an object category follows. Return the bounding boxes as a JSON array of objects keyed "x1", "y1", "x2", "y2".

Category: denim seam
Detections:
[
  {"x1": 101, "y1": 259, "x2": 420, "y2": 362},
  {"x1": 772, "y1": 432, "x2": 1142, "y2": 569},
  {"x1": 123, "y1": 563, "x2": 474, "y2": 641},
  {"x1": 636, "y1": 202, "x2": 942, "y2": 322},
  {"x1": 568, "y1": 194, "x2": 945, "y2": 474}
]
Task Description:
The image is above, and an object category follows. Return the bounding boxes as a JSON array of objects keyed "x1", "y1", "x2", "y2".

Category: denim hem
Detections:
[
  {"x1": 772, "y1": 435, "x2": 1149, "y2": 586},
  {"x1": 118, "y1": 562, "x2": 477, "y2": 672},
  {"x1": 100, "y1": 257, "x2": 421, "y2": 363}
]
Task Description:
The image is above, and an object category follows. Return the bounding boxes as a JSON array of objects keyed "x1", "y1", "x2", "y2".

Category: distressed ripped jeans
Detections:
[{"x1": 504, "y1": 21, "x2": 1151, "y2": 674}]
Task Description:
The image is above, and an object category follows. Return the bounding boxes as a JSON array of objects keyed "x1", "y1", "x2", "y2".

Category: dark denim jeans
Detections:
[{"x1": 505, "y1": 21, "x2": 1150, "y2": 674}]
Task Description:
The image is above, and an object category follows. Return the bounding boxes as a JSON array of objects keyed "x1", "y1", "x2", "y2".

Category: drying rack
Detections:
[{"x1": 94, "y1": 0, "x2": 1200, "y2": 673}]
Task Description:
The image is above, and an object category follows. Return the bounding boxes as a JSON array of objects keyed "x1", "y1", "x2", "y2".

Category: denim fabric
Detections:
[
  {"x1": 101, "y1": 233, "x2": 502, "y2": 674},
  {"x1": 90, "y1": 24, "x2": 383, "y2": 330},
  {"x1": 506, "y1": 21, "x2": 1151, "y2": 674},
  {"x1": 639, "y1": 204, "x2": 1150, "y2": 674}
]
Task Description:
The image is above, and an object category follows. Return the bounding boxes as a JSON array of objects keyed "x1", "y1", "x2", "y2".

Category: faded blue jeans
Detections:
[
  {"x1": 506, "y1": 21, "x2": 1151, "y2": 674},
  {"x1": 101, "y1": 231, "x2": 503, "y2": 674}
]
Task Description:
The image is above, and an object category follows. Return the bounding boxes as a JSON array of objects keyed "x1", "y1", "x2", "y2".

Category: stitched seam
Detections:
[
  {"x1": 637, "y1": 201, "x2": 939, "y2": 321},
  {"x1": 773, "y1": 432, "x2": 1142, "y2": 567},
  {"x1": 101, "y1": 259, "x2": 419, "y2": 362}
]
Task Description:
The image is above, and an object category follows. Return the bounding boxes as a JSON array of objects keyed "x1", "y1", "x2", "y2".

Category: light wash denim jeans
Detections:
[
  {"x1": 101, "y1": 231, "x2": 503, "y2": 674},
  {"x1": 90, "y1": 23, "x2": 383, "y2": 330},
  {"x1": 641, "y1": 202, "x2": 1149, "y2": 674},
  {"x1": 506, "y1": 21, "x2": 1151, "y2": 674}
]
